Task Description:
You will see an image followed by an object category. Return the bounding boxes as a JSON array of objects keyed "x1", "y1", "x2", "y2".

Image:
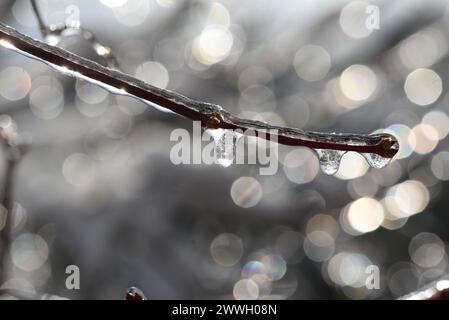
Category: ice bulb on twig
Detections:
[
  {"x1": 206, "y1": 128, "x2": 243, "y2": 167},
  {"x1": 315, "y1": 149, "x2": 346, "y2": 175}
]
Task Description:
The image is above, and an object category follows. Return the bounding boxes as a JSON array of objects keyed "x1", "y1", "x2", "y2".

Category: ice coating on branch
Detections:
[
  {"x1": 223, "y1": 112, "x2": 399, "y2": 154},
  {"x1": 206, "y1": 128, "x2": 243, "y2": 167},
  {"x1": 0, "y1": 22, "x2": 400, "y2": 174},
  {"x1": 315, "y1": 149, "x2": 346, "y2": 175},
  {"x1": 361, "y1": 152, "x2": 392, "y2": 169},
  {"x1": 0, "y1": 23, "x2": 223, "y2": 117}
]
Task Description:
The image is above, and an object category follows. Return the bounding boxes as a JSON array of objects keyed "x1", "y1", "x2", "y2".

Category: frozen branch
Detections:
[{"x1": 0, "y1": 22, "x2": 398, "y2": 171}]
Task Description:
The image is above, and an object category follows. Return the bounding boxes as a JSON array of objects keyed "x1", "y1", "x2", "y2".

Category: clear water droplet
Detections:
[
  {"x1": 315, "y1": 149, "x2": 346, "y2": 175},
  {"x1": 361, "y1": 153, "x2": 392, "y2": 169},
  {"x1": 206, "y1": 129, "x2": 242, "y2": 167}
]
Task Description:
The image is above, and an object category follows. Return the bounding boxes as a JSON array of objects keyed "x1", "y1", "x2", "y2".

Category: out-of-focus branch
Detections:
[
  {"x1": 0, "y1": 23, "x2": 398, "y2": 159},
  {"x1": 399, "y1": 277, "x2": 449, "y2": 300},
  {"x1": 30, "y1": 0, "x2": 119, "y2": 68},
  {"x1": 0, "y1": 116, "x2": 28, "y2": 287},
  {"x1": 124, "y1": 287, "x2": 146, "y2": 300},
  {"x1": 30, "y1": 0, "x2": 48, "y2": 36},
  {"x1": 0, "y1": 288, "x2": 69, "y2": 300}
]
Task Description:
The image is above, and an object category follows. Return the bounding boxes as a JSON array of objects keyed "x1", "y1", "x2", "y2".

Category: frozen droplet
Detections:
[
  {"x1": 361, "y1": 153, "x2": 392, "y2": 169},
  {"x1": 45, "y1": 34, "x2": 61, "y2": 46},
  {"x1": 206, "y1": 128, "x2": 242, "y2": 167},
  {"x1": 315, "y1": 149, "x2": 346, "y2": 175}
]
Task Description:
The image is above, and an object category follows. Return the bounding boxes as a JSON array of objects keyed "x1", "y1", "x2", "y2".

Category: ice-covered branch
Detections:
[{"x1": 0, "y1": 22, "x2": 398, "y2": 173}]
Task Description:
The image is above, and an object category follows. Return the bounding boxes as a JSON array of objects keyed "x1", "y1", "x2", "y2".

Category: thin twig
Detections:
[
  {"x1": 0, "y1": 154, "x2": 16, "y2": 286},
  {"x1": 30, "y1": 0, "x2": 49, "y2": 36},
  {"x1": 0, "y1": 116, "x2": 28, "y2": 287},
  {"x1": 0, "y1": 22, "x2": 398, "y2": 158},
  {"x1": 399, "y1": 277, "x2": 449, "y2": 300},
  {"x1": 30, "y1": 0, "x2": 119, "y2": 68},
  {"x1": 0, "y1": 288, "x2": 69, "y2": 300},
  {"x1": 124, "y1": 287, "x2": 146, "y2": 300}
]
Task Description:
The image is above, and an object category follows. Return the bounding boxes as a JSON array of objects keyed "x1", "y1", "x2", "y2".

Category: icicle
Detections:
[
  {"x1": 315, "y1": 149, "x2": 346, "y2": 175},
  {"x1": 361, "y1": 153, "x2": 392, "y2": 169},
  {"x1": 205, "y1": 128, "x2": 242, "y2": 167},
  {"x1": 361, "y1": 134, "x2": 399, "y2": 169}
]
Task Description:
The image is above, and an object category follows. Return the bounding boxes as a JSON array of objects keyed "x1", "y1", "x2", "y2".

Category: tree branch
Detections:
[
  {"x1": 0, "y1": 116, "x2": 28, "y2": 287},
  {"x1": 399, "y1": 277, "x2": 449, "y2": 300},
  {"x1": 30, "y1": 0, "x2": 119, "y2": 68},
  {"x1": 30, "y1": 0, "x2": 48, "y2": 36},
  {"x1": 0, "y1": 154, "x2": 16, "y2": 286},
  {"x1": 124, "y1": 287, "x2": 146, "y2": 300},
  {"x1": 0, "y1": 22, "x2": 398, "y2": 162}
]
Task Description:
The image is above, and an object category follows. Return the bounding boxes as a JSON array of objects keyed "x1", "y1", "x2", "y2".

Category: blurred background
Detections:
[{"x1": 1, "y1": 0, "x2": 449, "y2": 300}]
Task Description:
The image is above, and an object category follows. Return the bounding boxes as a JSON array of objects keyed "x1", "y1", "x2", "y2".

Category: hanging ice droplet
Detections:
[
  {"x1": 361, "y1": 153, "x2": 392, "y2": 169},
  {"x1": 206, "y1": 128, "x2": 242, "y2": 167},
  {"x1": 315, "y1": 149, "x2": 346, "y2": 175},
  {"x1": 361, "y1": 134, "x2": 399, "y2": 169}
]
